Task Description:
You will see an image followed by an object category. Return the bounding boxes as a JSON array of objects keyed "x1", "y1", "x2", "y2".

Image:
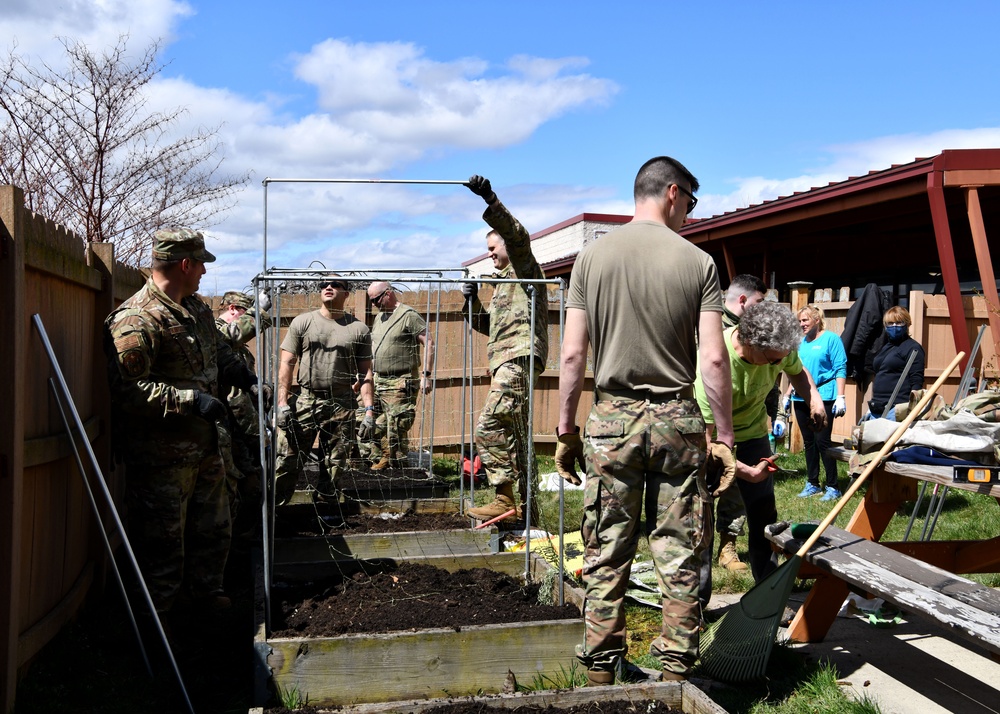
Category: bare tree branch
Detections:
[{"x1": 0, "y1": 34, "x2": 250, "y2": 266}]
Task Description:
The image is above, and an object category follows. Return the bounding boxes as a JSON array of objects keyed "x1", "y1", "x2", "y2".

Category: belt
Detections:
[
  {"x1": 595, "y1": 386, "x2": 694, "y2": 403},
  {"x1": 299, "y1": 386, "x2": 351, "y2": 399},
  {"x1": 374, "y1": 371, "x2": 415, "y2": 379}
]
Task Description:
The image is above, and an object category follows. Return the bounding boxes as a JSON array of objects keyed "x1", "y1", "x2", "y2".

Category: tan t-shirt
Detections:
[
  {"x1": 566, "y1": 220, "x2": 722, "y2": 396},
  {"x1": 371, "y1": 303, "x2": 426, "y2": 376},
  {"x1": 281, "y1": 310, "x2": 372, "y2": 391}
]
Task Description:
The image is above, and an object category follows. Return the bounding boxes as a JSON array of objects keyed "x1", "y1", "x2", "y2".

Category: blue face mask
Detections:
[{"x1": 885, "y1": 325, "x2": 907, "y2": 343}]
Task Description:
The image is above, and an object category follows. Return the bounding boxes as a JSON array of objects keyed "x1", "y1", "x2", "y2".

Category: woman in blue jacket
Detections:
[{"x1": 789, "y1": 305, "x2": 847, "y2": 501}]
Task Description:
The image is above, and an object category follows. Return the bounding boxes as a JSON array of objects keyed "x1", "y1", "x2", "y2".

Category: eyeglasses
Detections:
[
  {"x1": 676, "y1": 184, "x2": 698, "y2": 215},
  {"x1": 371, "y1": 288, "x2": 391, "y2": 306},
  {"x1": 319, "y1": 281, "x2": 348, "y2": 291}
]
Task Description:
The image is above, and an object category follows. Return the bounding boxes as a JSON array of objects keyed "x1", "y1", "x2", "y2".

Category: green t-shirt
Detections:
[
  {"x1": 695, "y1": 327, "x2": 803, "y2": 441},
  {"x1": 371, "y1": 303, "x2": 426, "y2": 376},
  {"x1": 281, "y1": 310, "x2": 372, "y2": 391}
]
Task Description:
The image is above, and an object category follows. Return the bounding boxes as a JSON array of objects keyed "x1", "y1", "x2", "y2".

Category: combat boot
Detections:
[
  {"x1": 717, "y1": 533, "x2": 748, "y2": 572},
  {"x1": 371, "y1": 438, "x2": 392, "y2": 470},
  {"x1": 468, "y1": 483, "x2": 516, "y2": 520}
]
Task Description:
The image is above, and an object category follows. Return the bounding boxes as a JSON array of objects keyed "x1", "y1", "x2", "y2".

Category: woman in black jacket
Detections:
[{"x1": 868, "y1": 306, "x2": 925, "y2": 419}]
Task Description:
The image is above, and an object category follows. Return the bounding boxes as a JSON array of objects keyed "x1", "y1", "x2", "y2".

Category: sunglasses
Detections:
[
  {"x1": 676, "y1": 184, "x2": 698, "y2": 215},
  {"x1": 371, "y1": 288, "x2": 392, "y2": 305},
  {"x1": 319, "y1": 281, "x2": 348, "y2": 291}
]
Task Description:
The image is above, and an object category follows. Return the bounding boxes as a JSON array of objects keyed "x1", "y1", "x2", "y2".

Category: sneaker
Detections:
[
  {"x1": 797, "y1": 483, "x2": 822, "y2": 498},
  {"x1": 820, "y1": 486, "x2": 842, "y2": 501}
]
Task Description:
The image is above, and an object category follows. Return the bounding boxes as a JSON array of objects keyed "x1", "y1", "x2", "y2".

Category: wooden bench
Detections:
[{"x1": 766, "y1": 524, "x2": 1000, "y2": 658}]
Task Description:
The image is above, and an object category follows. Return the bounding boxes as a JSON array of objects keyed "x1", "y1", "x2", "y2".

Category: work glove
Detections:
[
  {"x1": 771, "y1": 416, "x2": 786, "y2": 439},
  {"x1": 194, "y1": 391, "x2": 227, "y2": 422},
  {"x1": 554, "y1": 428, "x2": 586, "y2": 486},
  {"x1": 461, "y1": 282, "x2": 478, "y2": 301},
  {"x1": 257, "y1": 289, "x2": 272, "y2": 313},
  {"x1": 250, "y1": 383, "x2": 274, "y2": 412},
  {"x1": 276, "y1": 404, "x2": 293, "y2": 430},
  {"x1": 358, "y1": 411, "x2": 375, "y2": 442},
  {"x1": 232, "y1": 366, "x2": 258, "y2": 392},
  {"x1": 466, "y1": 175, "x2": 496, "y2": 203},
  {"x1": 832, "y1": 395, "x2": 847, "y2": 418},
  {"x1": 706, "y1": 442, "x2": 737, "y2": 498}
]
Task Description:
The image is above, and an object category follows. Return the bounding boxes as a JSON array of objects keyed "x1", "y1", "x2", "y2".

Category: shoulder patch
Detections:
[
  {"x1": 118, "y1": 349, "x2": 149, "y2": 378},
  {"x1": 114, "y1": 333, "x2": 143, "y2": 353}
]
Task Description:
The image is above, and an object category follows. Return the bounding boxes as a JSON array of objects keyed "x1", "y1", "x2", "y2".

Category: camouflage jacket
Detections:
[
  {"x1": 468, "y1": 199, "x2": 549, "y2": 373},
  {"x1": 215, "y1": 310, "x2": 272, "y2": 438},
  {"x1": 104, "y1": 277, "x2": 246, "y2": 461}
]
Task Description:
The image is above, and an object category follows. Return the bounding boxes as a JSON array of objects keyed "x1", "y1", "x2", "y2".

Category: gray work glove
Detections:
[
  {"x1": 466, "y1": 175, "x2": 496, "y2": 204},
  {"x1": 257, "y1": 289, "x2": 272, "y2": 313},
  {"x1": 554, "y1": 429, "x2": 585, "y2": 486},
  {"x1": 706, "y1": 442, "x2": 737, "y2": 497},
  {"x1": 461, "y1": 282, "x2": 478, "y2": 301},
  {"x1": 276, "y1": 404, "x2": 293, "y2": 430},
  {"x1": 194, "y1": 392, "x2": 227, "y2": 422},
  {"x1": 358, "y1": 411, "x2": 375, "y2": 441}
]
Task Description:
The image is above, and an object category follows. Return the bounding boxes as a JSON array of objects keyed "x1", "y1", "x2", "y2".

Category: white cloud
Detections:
[
  {"x1": 2, "y1": 0, "x2": 191, "y2": 65},
  {"x1": 292, "y1": 39, "x2": 619, "y2": 149},
  {"x1": 699, "y1": 127, "x2": 1000, "y2": 218}
]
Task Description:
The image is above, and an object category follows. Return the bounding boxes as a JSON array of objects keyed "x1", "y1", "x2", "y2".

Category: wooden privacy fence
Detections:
[{"x1": 0, "y1": 185, "x2": 145, "y2": 713}]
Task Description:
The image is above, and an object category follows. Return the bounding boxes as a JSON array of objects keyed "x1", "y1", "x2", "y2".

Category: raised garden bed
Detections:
[
  {"x1": 256, "y1": 552, "x2": 584, "y2": 707},
  {"x1": 296, "y1": 453, "x2": 450, "y2": 500},
  {"x1": 333, "y1": 680, "x2": 727, "y2": 714},
  {"x1": 272, "y1": 498, "x2": 498, "y2": 565}
]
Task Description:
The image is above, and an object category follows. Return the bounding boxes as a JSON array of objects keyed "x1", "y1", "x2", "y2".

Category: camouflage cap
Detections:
[
  {"x1": 222, "y1": 290, "x2": 253, "y2": 309},
  {"x1": 152, "y1": 228, "x2": 216, "y2": 263}
]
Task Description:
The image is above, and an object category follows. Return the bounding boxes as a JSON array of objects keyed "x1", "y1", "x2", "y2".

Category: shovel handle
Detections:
[{"x1": 795, "y1": 351, "x2": 965, "y2": 558}]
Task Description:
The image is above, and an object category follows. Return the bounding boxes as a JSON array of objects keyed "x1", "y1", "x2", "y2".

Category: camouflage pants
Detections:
[
  {"x1": 714, "y1": 480, "x2": 746, "y2": 537},
  {"x1": 274, "y1": 389, "x2": 354, "y2": 504},
  {"x1": 125, "y1": 447, "x2": 231, "y2": 613},
  {"x1": 474, "y1": 359, "x2": 538, "y2": 501},
  {"x1": 371, "y1": 374, "x2": 418, "y2": 462},
  {"x1": 576, "y1": 396, "x2": 709, "y2": 677}
]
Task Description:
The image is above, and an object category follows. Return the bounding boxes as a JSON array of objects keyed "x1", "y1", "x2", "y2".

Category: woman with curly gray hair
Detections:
[{"x1": 696, "y1": 301, "x2": 827, "y2": 601}]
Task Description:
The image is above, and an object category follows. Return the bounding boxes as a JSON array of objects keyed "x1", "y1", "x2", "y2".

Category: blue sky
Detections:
[{"x1": 6, "y1": 0, "x2": 1000, "y2": 293}]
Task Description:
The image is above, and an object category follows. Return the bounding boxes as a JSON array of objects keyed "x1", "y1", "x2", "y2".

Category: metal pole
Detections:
[
  {"x1": 429, "y1": 285, "x2": 443, "y2": 475},
  {"x1": 524, "y1": 286, "x2": 537, "y2": 579},
  {"x1": 882, "y1": 349, "x2": 918, "y2": 418},
  {"x1": 48, "y1": 379, "x2": 153, "y2": 677},
  {"x1": 263, "y1": 178, "x2": 470, "y2": 185},
  {"x1": 32, "y1": 315, "x2": 196, "y2": 714},
  {"x1": 467, "y1": 291, "x2": 478, "y2": 505},
  {"x1": 458, "y1": 294, "x2": 469, "y2": 512},
  {"x1": 262, "y1": 181, "x2": 269, "y2": 275},
  {"x1": 557, "y1": 280, "x2": 567, "y2": 606}
]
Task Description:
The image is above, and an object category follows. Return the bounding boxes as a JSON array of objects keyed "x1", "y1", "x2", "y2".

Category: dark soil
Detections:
[
  {"x1": 271, "y1": 562, "x2": 579, "y2": 638},
  {"x1": 275, "y1": 509, "x2": 472, "y2": 537}
]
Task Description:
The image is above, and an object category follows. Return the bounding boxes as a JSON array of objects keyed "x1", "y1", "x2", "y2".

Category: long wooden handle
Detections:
[{"x1": 795, "y1": 351, "x2": 965, "y2": 558}]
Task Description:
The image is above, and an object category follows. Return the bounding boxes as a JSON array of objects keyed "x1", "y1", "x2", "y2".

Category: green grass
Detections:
[{"x1": 461, "y1": 445, "x2": 1000, "y2": 713}]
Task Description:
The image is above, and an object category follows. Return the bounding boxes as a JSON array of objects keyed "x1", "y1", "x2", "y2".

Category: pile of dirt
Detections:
[
  {"x1": 271, "y1": 562, "x2": 579, "y2": 638},
  {"x1": 275, "y1": 509, "x2": 472, "y2": 537}
]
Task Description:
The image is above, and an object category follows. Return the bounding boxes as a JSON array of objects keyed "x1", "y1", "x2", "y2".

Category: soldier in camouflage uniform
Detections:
[
  {"x1": 366, "y1": 281, "x2": 435, "y2": 470},
  {"x1": 462, "y1": 175, "x2": 549, "y2": 521},
  {"x1": 554, "y1": 157, "x2": 735, "y2": 684},
  {"x1": 104, "y1": 228, "x2": 258, "y2": 616},
  {"x1": 216, "y1": 290, "x2": 273, "y2": 531},
  {"x1": 274, "y1": 278, "x2": 374, "y2": 505}
]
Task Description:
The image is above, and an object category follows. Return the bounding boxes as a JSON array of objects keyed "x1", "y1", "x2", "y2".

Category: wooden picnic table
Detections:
[{"x1": 779, "y1": 447, "x2": 1000, "y2": 646}]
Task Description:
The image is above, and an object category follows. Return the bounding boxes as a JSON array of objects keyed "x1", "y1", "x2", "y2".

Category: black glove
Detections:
[
  {"x1": 233, "y1": 367, "x2": 258, "y2": 392},
  {"x1": 276, "y1": 404, "x2": 292, "y2": 430},
  {"x1": 467, "y1": 175, "x2": 496, "y2": 203},
  {"x1": 194, "y1": 391, "x2": 227, "y2": 422},
  {"x1": 461, "y1": 282, "x2": 478, "y2": 301}
]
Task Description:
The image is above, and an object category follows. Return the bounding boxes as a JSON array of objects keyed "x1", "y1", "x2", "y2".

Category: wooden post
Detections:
[
  {"x1": 786, "y1": 282, "x2": 812, "y2": 454},
  {"x1": 0, "y1": 185, "x2": 26, "y2": 714},
  {"x1": 964, "y1": 187, "x2": 1000, "y2": 353}
]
